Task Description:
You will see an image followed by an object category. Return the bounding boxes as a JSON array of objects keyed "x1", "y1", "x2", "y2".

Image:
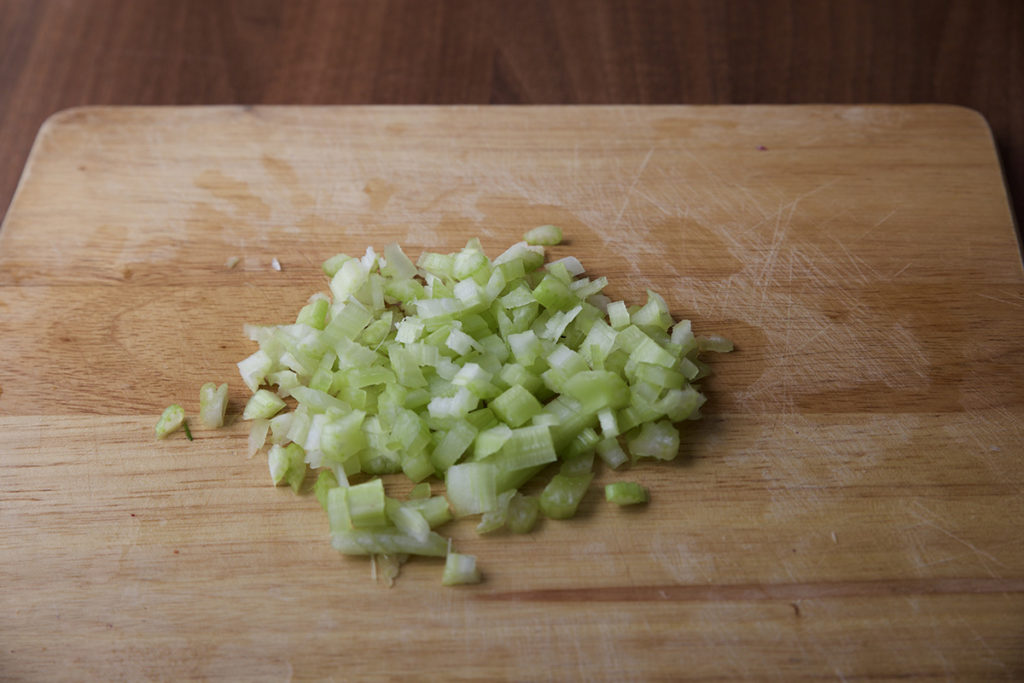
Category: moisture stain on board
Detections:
[
  {"x1": 474, "y1": 196, "x2": 589, "y2": 240},
  {"x1": 194, "y1": 169, "x2": 272, "y2": 220},
  {"x1": 363, "y1": 178, "x2": 396, "y2": 213},
  {"x1": 261, "y1": 155, "x2": 314, "y2": 208}
]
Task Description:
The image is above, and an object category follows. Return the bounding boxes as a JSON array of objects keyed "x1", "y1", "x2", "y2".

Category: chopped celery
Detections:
[
  {"x1": 442, "y1": 552, "x2": 482, "y2": 585},
  {"x1": 605, "y1": 481, "x2": 649, "y2": 505},
  {"x1": 237, "y1": 232, "x2": 729, "y2": 586},
  {"x1": 155, "y1": 404, "x2": 185, "y2": 439}
]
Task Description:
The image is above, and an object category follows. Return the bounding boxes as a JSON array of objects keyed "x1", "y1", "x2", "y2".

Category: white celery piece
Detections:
[
  {"x1": 446, "y1": 462, "x2": 498, "y2": 517},
  {"x1": 442, "y1": 552, "x2": 482, "y2": 585},
  {"x1": 199, "y1": 382, "x2": 229, "y2": 428}
]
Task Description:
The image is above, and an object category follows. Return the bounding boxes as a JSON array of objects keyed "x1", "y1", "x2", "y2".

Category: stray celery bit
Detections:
[
  {"x1": 155, "y1": 404, "x2": 186, "y2": 440},
  {"x1": 442, "y1": 552, "x2": 481, "y2": 586},
  {"x1": 523, "y1": 224, "x2": 563, "y2": 246},
  {"x1": 238, "y1": 233, "x2": 731, "y2": 586},
  {"x1": 605, "y1": 481, "x2": 649, "y2": 505},
  {"x1": 199, "y1": 382, "x2": 229, "y2": 428}
]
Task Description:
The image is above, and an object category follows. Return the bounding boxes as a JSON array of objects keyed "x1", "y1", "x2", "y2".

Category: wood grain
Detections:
[
  {"x1": 0, "y1": 0, "x2": 1022, "y2": 229},
  {"x1": 1, "y1": 105, "x2": 1022, "y2": 680}
]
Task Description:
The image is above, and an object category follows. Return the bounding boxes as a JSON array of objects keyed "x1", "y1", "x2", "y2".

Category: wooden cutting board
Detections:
[{"x1": 1, "y1": 106, "x2": 1022, "y2": 680}]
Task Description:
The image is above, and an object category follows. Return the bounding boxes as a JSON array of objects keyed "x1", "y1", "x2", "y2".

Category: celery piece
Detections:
[
  {"x1": 488, "y1": 425, "x2": 557, "y2": 472},
  {"x1": 489, "y1": 384, "x2": 544, "y2": 428},
  {"x1": 532, "y1": 273, "x2": 577, "y2": 311},
  {"x1": 607, "y1": 300, "x2": 630, "y2": 330},
  {"x1": 562, "y1": 370, "x2": 630, "y2": 413},
  {"x1": 476, "y1": 425, "x2": 514, "y2": 461},
  {"x1": 431, "y1": 420, "x2": 478, "y2": 472},
  {"x1": 539, "y1": 472, "x2": 593, "y2": 519},
  {"x1": 296, "y1": 298, "x2": 330, "y2": 330},
  {"x1": 323, "y1": 298, "x2": 374, "y2": 344},
  {"x1": 268, "y1": 444, "x2": 289, "y2": 485},
  {"x1": 330, "y1": 259, "x2": 369, "y2": 302},
  {"x1": 631, "y1": 289, "x2": 673, "y2": 331},
  {"x1": 283, "y1": 443, "x2": 306, "y2": 492},
  {"x1": 346, "y1": 478, "x2": 387, "y2": 528},
  {"x1": 382, "y1": 242, "x2": 417, "y2": 280},
  {"x1": 442, "y1": 552, "x2": 482, "y2": 586},
  {"x1": 401, "y1": 450, "x2": 435, "y2": 483},
  {"x1": 386, "y1": 498, "x2": 431, "y2": 543},
  {"x1": 605, "y1": 481, "x2": 649, "y2": 505},
  {"x1": 198, "y1": 382, "x2": 229, "y2": 428},
  {"x1": 327, "y1": 487, "x2": 352, "y2": 531},
  {"x1": 248, "y1": 419, "x2": 270, "y2": 456},
  {"x1": 627, "y1": 419, "x2": 681, "y2": 461},
  {"x1": 563, "y1": 431, "x2": 599, "y2": 463},
  {"x1": 454, "y1": 248, "x2": 489, "y2": 280},
  {"x1": 417, "y1": 251, "x2": 454, "y2": 279},
  {"x1": 238, "y1": 349, "x2": 273, "y2": 393},
  {"x1": 267, "y1": 442, "x2": 305, "y2": 490},
  {"x1": 523, "y1": 224, "x2": 562, "y2": 246},
  {"x1": 506, "y1": 493, "x2": 540, "y2": 534},
  {"x1": 408, "y1": 482, "x2": 432, "y2": 500},
  {"x1": 405, "y1": 495, "x2": 453, "y2": 528},
  {"x1": 496, "y1": 363, "x2": 544, "y2": 395},
  {"x1": 243, "y1": 389, "x2": 286, "y2": 420},
  {"x1": 322, "y1": 253, "x2": 352, "y2": 277},
  {"x1": 596, "y1": 437, "x2": 629, "y2": 469},
  {"x1": 320, "y1": 410, "x2": 367, "y2": 463},
  {"x1": 314, "y1": 469, "x2": 339, "y2": 511},
  {"x1": 155, "y1": 404, "x2": 186, "y2": 440},
  {"x1": 476, "y1": 489, "x2": 515, "y2": 534},
  {"x1": 697, "y1": 334, "x2": 734, "y2": 353},
  {"x1": 446, "y1": 462, "x2": 497, "y2": 517}
]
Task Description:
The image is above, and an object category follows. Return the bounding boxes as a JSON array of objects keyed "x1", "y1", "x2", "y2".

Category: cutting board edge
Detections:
[{"x1": 1, "y1": 102, "x2": 1013, "y2": 234}]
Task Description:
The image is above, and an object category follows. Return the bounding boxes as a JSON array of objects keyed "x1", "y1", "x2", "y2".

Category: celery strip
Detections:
[{"x1": 332, "y1": 529, "x2": 448, "y2": 556}]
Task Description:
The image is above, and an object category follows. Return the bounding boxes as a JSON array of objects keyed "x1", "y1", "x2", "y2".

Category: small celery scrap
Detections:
[
  {"x1": 239, "y1": 226, "x2": 731, "y2": 585},
  {"x1": 605, "y1": 481, "x2": 649, "y2": 505},
  {"x1": 155, "y1": 404, "x2": 186, "y2": 440}
]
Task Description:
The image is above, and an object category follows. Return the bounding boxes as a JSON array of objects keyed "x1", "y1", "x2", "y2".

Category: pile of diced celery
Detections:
[{"x1": 237, "y1": 227, "x2": 730, "y2": 585}]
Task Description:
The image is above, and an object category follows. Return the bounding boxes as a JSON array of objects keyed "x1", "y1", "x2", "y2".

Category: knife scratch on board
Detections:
[{"x1": 610, "y1": 146, "x2": 655, "y2": 230}]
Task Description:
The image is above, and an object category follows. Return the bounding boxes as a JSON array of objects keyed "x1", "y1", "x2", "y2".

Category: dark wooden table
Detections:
[{"x1": 2, "y1": 0, "x2": 1022, "y2": 239}]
